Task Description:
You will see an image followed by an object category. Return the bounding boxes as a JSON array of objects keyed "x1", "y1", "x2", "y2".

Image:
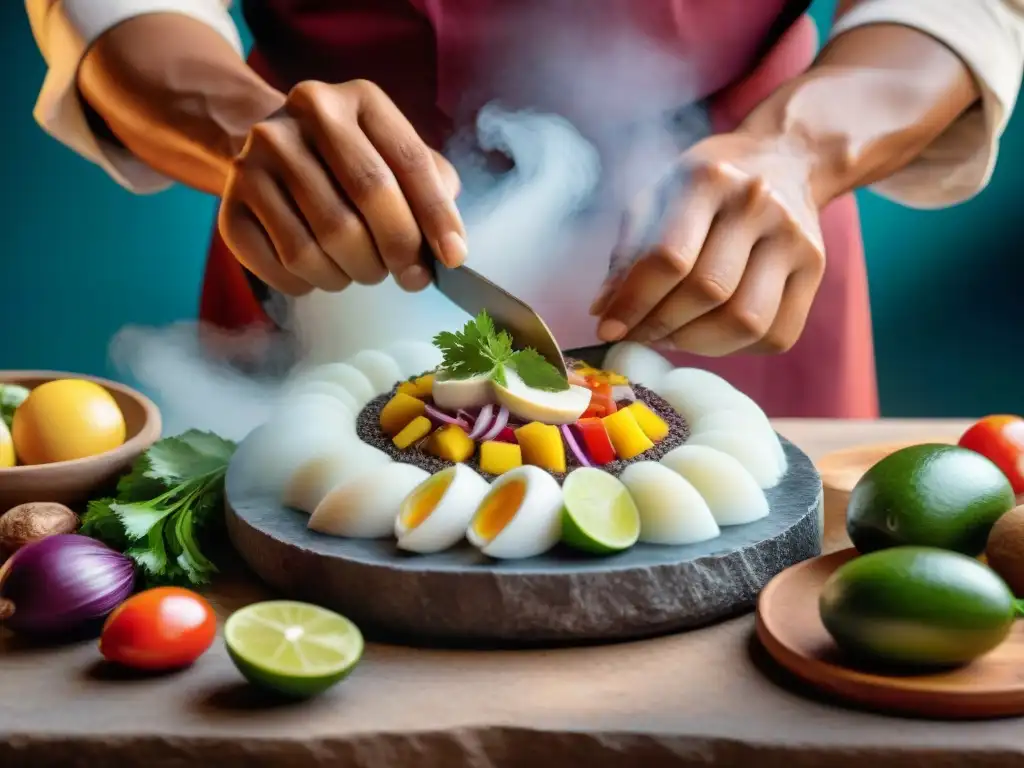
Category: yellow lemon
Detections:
[
  {"x1": 0, "y1": 418, "x2": 15, "y2": 467},
  {"x1": 12, "y1": 379, "x2": 126, "y2": 465}
]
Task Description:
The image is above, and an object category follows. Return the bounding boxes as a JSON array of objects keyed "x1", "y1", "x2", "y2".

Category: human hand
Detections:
[
  {"x1": 590, "y1": 132, "x2": 826, "y2": 355},
  {"x1": 219, "y1": 80, "x2": 466, "y2": 296}
]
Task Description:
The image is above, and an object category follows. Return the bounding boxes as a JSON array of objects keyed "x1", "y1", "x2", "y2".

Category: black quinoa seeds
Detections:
[{"x1": 355, "y1": 381, "x2": 690, "y2": 483}]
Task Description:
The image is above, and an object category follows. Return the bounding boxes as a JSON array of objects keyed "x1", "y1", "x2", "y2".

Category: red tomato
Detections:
[
  {"x1": 100, "y1": 587, "x2": 217, "y2": 671},
  {"x1": 958, "y1": 415, "x2": 1024, "y2": 494}
]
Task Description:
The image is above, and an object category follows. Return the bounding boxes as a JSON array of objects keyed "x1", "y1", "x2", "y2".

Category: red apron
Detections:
[{"x1": 200, "y1": 0, "x2": 878, "y2": 419}]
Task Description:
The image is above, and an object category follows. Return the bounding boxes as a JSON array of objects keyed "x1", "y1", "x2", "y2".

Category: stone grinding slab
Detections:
[{"x1": 225, "y1": 435, "x2": 822, "y2": 644}]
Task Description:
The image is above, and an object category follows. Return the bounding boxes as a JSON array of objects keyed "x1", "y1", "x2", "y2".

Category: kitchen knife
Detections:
[{"x1": 431, "y1": 262, "x2": 569, "y2": 379}]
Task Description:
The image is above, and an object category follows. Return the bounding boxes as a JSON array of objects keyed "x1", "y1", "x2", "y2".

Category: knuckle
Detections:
[
  {"x1": 694, "y1": 161, "x2": 727, "y2": 186},
  {"x1": 278, "y1": 241, "x2": 317, "y2": 270},
  {"x1": 319, "y1": 214, "x2": 366, "y2": 256},
  {"x1": 378, "y1": 228, "x2": 423, "y2": 264},
  {"x1": 690, "y1": 272, "x2": 734, "y2": 304},
  {"x1": 744, "y1": 177, "x2": 771, "y2": 212},
  {"x1": 652, "y1": 244, "x2": 695, "y2": 278},
  {"x1": 348, "y1": 162, "x2": 395, "y2": 198},
  {"x1": 728, "y1": 306, "x2": 771, "y2": 339},
  {"x1": 760, "y1": 331, "x2": 795, "y2": 354},
  {"x1": 392, "y1": 141, "x2": 432, "y2": 173},
  {"x1": 287, "y1": 80, "x2": 329, "y2": 109},
  {"x1": 347, "y1": 78, "x2": 382, "y2": 101}
]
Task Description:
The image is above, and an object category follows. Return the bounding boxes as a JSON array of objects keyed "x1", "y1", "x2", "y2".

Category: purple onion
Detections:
[
  {"x1": 479, "y1": 407, "x2": 510, "y2": 443},
  {"x1": 467, "y1": 404, "x2": 495, "y2": 440},
  {"x1": 424, "y1": 403, "x2": 469, "y2": 429},
  {"x1": 561, "y1": 424, "x2": 593, "y2": 468},
  {"x1": 0, "y1": 534, "x2": 135, "y2": 636}
]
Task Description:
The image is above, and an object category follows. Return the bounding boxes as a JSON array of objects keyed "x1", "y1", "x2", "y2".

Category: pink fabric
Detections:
[{"x1": 232, "y1": 0, "x2": 878, "y2": 418}]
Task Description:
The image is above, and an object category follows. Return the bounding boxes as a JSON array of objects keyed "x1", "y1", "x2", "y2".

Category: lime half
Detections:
[
  {"x1": 561, "y1": 467, "x2": 641, "y2": 554},
  {"x1": 224, "y1": 600, "x2": 364, "y2": 698}
]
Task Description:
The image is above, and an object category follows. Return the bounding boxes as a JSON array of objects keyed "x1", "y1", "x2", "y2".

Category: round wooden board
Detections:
[
  {"x1": 226, "y1": 436, "x2": 823, "y2": 646},
  {"x1": 756, "y1": 548, "x2": 1024, "y2": 719}
]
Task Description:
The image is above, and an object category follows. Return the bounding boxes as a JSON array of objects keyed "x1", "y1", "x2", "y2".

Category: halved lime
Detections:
[
  {"x1": 224, "y1": 600, "x2": 364, "y2": 698},
  {"x1": 561, "y1": 467, "x2": 641, "y2": 554}
]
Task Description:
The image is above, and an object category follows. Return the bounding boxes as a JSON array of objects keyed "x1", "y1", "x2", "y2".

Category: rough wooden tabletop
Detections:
[{"x1": 8, "y1": 419, "x2": 1024, "y2": 768}]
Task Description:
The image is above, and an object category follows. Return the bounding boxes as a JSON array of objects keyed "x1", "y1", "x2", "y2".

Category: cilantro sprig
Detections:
[
  {"x1": 81, "y1": 430, "x2": 236, "y2": 588},
  {"x1": 432, "y1": 311, "x2": 569, "y2": 392}
]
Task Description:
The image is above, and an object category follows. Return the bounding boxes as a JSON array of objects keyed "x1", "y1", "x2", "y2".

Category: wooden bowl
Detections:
[
  {"x1": 817, "y1": 438, "x2": 954, "y2": 551},
  {"x1": 0, "y1": 371, "x2": 162, "y2": 512}
]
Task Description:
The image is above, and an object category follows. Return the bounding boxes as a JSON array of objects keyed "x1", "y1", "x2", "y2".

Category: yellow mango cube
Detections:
[
  {"x1": 393, "y1": 415, "x2": 432, "y2": 450},
  {"x1": 514, "y1": 422, "x2": 566, "y2": 473},
  {"x1": 602, "y1": 409, "x2": 654, "y2": 460},
  {"x1": 398, "y1": 374, "x2": 434, "y2": 399},
  {"x1": 479, "y1": 441, "x2": 523, "y2": 475},
  {"x1": 625, "y1": 401, "x2": 670, "y2": 442},
  {"x1": 428, "y1": 424, "x2": 476, "y2": 463},
  {"x1": 380, "y1": 392, "x2": 427, "y2": 435}
]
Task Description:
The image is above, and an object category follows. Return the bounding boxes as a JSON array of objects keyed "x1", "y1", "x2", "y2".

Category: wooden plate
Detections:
[{"x1": 756, "y1": 548, "x2": 1024, "y2": 719}]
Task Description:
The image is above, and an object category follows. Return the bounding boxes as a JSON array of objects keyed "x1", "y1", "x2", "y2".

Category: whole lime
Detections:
[{"x1": 846, "y1": 443, "x2": 1014, "y2": 556}]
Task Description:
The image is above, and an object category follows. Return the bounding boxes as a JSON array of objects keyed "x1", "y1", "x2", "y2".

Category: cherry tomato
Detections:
[
  {"x1": 958, "y1": 415, "x2": 1024, "y2": 494},
  {"x1": 100, "y1": 587, "x2": 217, "y2": 671}
]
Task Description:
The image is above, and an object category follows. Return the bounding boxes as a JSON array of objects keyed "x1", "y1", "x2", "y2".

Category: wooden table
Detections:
[{"x1": 8, "y1": 419, "x2": 1024, "y2": 768}]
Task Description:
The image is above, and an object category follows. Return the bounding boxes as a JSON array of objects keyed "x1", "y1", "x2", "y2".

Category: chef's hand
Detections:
[
  {"x1": 219, "y1": 79, "x2": 466, "y2": 296},
  {"x1": 590, "y1": 132, "x2": 826, "y2": 355}
]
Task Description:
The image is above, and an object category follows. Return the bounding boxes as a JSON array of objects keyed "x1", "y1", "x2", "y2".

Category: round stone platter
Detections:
[{"x1": 225, "y1": 435, "x2": 822, "y2": 646}]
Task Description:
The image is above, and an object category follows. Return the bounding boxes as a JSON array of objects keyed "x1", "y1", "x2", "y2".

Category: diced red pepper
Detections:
[
  {"x1": 583, "y1": 382, "x2": 617, "y2": 419},
  {"x1": 493, "y1": 426, "x2": 518, "y2": 443},
  {"x1": 576, "y1": 418, "x2": 617, "y2": 465}
]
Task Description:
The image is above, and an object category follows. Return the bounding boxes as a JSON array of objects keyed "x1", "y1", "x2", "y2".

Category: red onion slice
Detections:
[
  {"x1": 479, "y1": 406, "x2": 510, "y2": 442},
  {"x1": 424, "y1": 403, "x2": 468, "y2": 429},
  {"x1": 456, "y1": 409, "x2": 478, "y2": 427},
  {"x1": 467, "y1": 404, "x2": 495, "y2": 440},
  {"x1": 561, "y1": 424, "x2": 593, "y2": 468},
  {"x1": 611, "y1": 385, "x2": 637, "y2": 402}
]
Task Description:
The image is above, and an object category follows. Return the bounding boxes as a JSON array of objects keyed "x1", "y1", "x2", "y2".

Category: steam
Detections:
[{"x1": 111, "y1": 16, "x2": 710, "y2": 440}]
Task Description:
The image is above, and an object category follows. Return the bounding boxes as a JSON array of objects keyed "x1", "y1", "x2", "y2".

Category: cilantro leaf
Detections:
[
  {"x1": 82, "y1": 430, "x2": 235, "y2": 589},
  {"x1": 432, "y1": 311, "x2": 570, "y2": 393},
  {"x1": 144, "y1": 430, "x2": 236, "y2": 485},
  {"x1": 510, "y1": 348, "x2": 571, "y2": 392},
  {"x1": 81, "y1": 498, "x2": 130, "y2": 551}
]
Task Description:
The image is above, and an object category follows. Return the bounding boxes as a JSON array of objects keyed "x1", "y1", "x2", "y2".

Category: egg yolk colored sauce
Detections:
[
  {"x1": 401, "y1": 471, "x2": 454, "y2": 530},
  {"x1": 472, "y1": 479, "x2": 527, "y2": 542}
]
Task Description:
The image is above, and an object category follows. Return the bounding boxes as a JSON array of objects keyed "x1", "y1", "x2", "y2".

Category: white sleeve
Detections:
[
  {"x1": 26, "y1": 0, "x2": 242, "y2": 194},
  {"x1": 829, "y1": 0, "x2": 1024, "y2": 209}
]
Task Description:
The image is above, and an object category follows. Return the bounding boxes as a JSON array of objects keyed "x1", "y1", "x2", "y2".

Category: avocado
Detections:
[
  {"x1": 820, "y1": 546, "x2": 1016, "y2": 667},
  {"x1": 846, "y1": 443, "x2": 1014, "y2": 556}
]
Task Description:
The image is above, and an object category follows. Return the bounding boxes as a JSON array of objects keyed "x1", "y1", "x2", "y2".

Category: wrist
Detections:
[
  {"x1": 78, "y1": 12, "x2": 286, "y2": 194},
  {"x1": 736, "y1": 76, "x2": 854, "y2": 208}
]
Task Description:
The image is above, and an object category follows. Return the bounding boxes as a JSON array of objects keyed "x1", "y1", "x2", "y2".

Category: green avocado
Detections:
[
  {"x1": 820, "y1": 547, "x2": 1017, "y2": 667},
  {"x1": 846, "y1": 443, "x2": 1014, "y2": 556}
]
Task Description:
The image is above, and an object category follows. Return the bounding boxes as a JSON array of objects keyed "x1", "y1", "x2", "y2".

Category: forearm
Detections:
[
  {"x1": 740, "y1": 23, "x2": 981, "y2": 207},
  {"x1": 78, "y1": 13, "x2": 284, "y2": 195}
]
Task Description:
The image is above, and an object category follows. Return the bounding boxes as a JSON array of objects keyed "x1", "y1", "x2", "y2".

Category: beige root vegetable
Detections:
[{"x1": 0, "y1": 502, "x2": 79, "y2": 557}]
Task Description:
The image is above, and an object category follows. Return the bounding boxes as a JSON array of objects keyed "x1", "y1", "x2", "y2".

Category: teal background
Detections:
[{"x1": 1, "y1": 1, "x2": 1020, "y2": 416}]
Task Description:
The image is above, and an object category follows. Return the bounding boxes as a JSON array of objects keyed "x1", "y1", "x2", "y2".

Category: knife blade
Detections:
[{"x1": 431, "y1": 262, "x2": 568, "y2": 379}]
